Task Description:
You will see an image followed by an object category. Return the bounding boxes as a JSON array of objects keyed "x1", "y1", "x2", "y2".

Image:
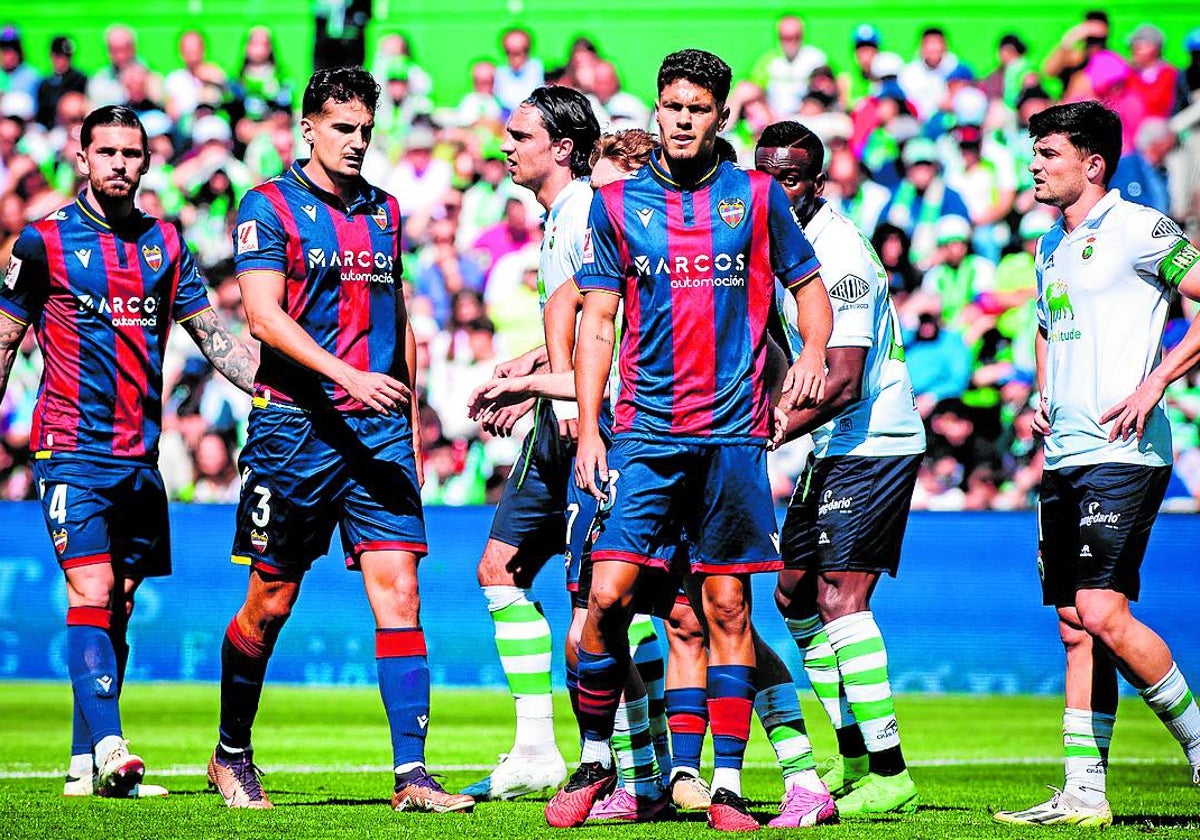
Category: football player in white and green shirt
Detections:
[
  {"x1": 756, "y1": 121, "x2": 926, "y2": 819},
  {"x1": 995, "y1": 100, "x2": 1200, "y2": 829}
]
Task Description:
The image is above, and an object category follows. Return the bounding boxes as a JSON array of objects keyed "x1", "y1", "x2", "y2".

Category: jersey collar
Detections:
[
  {"x1": 803, "y1": 200, "x2": 834, "y2": 240},
  {"x1": 1074, "y1": 188, "x2": 1121, "y2": 233},
  {"x1": 74, "y1": 190, "x2": 149, "y2": 236},
  {"x1": 549, "y1": 177, "x2": 590, "y2": 218},
  {"x1": 289, "y1": 160, "x2": 376, "y2": 213},
  {"x1": 647, "y1": 153, "x2": 722, "y2": 192}
]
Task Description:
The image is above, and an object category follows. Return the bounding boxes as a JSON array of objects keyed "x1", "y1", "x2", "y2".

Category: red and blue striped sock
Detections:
[
  {"x1": 218, "y1": 618, "x2": 273, "y2": 750},
  {"x1": 376, "y1": 628, "x2": 430, "y2": 770},
  {"x1": 66, "y1": 607, "x2": 122, "y2": 745},
  {"x1": 708, "y1": 664, "x2": 755, "y2": 795},
  {"x1": 576, "y1": 646, "x2": 624, "y2": 749},
  {"x1": 665, "y1": 687, "x2": 708, "y2": 777}
]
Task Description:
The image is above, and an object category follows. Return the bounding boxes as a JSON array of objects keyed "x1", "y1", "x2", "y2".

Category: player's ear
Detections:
[
  {"x1": 814, "y1": 171, "x2": 826, "y2": 198},
  {"x1": 299, "y1": 116, "x2": 315, "y2": 147},
  {"x1": 1087, "y1": 152, "x2": 1105, "y2": 185},
  {"x1": 718, "y1": 105, "x2": 730, "y2": 132},
  {"x1": 76, "y1": 146, "x2": 89, "y2": 178},
  {"x1": 555, "y1": 136, "x2": 574, "y2": 167}
]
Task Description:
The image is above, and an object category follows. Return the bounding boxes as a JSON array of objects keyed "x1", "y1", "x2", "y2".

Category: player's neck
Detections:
[
  {"x1": 1060, "y1": 183, "x2": 1107, "y2": 233},
  {"x1": 657, "y1": 150, "x2": 716, "y2": 188},
  {"x1": 82, "y1": 187, "x2": 136, "y2": 226},
  {"x1": 302, "y1": 158, "x2": 360, "y2": 206},
  {"x1": 535, "y1": 167, "x2": 574, "y2": 212}
]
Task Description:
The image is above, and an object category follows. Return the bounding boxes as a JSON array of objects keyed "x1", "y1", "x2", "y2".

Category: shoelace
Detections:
[
  {"x1": 399, "y1": 769, "x2": 447, "y2": 793},
  {"x1": 564, "y1": 762, "x2": 610, "y2": 792},
  {"x1": 231, "y1": 754, "x2": 267, "y2": 800}
]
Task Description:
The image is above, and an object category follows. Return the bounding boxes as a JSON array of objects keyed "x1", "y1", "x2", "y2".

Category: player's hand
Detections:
[
  {"x1": 493, "y1": 354, "x2": 536, "y2": 379},
  {"x1": 481, "y1": 397, "x2": 535, "y2": 437},
  {"x1": 574, "y1": 431, "x2": 609, "y2": 501},
  {"x1": 1031, "y1": 396, "x2": 1051, "y2": 437},
  {"x1": 781, "y1": 350, "x2": 826, "y2": 410},
  {"x1": 558, "y1": 418, "x2": 579, "y2": 445},
  {"x1": 467, "y1": 377, "x2": 529, "y2": 419},
  {"x1": 1100, "y1": 374, "x2": 1166, "y2": 442},
  {"x1": 767, "y1": 406, "x2": 790, "y2": 451},
  {"x1": 338, "y1": 368, "x2": 410, "y2": 414}
]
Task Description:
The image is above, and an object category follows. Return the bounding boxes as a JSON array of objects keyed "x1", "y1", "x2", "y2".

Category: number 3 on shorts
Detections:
[{"x1": 251, "y1": 486, "x2": 272, "y2": 527}]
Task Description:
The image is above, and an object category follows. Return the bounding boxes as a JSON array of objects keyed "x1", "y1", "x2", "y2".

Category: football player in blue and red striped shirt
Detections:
[
  {"x1": 0, "y1": 105, "x2": 256, "y2": 799},
  {"x1": 207, "y1": 66, "x2": 472, "y2": 815},
  {"x1": 548, "y1": 49, "x2": 834, "y2": 831}
]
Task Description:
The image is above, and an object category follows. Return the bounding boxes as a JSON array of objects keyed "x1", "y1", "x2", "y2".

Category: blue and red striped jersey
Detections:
[
  {"x1": 233, "y1": 161, "x2": 404, "y2": 411},
  {"x1": 576, "y1": 157, "x2": 820, "y2": 442},
  {"x1": 0, "y1": 196, "x2": 212, "y2": 461}
]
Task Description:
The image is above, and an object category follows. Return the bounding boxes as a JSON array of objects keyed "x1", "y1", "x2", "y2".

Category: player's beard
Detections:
[{"x1": 91, "y1": 176, "x2": 137, "y2": 201}]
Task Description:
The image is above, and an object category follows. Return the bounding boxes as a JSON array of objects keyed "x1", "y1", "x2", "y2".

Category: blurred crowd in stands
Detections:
[{"x1": 2, "y1": 13, "x2": 1200, "y2": 509}]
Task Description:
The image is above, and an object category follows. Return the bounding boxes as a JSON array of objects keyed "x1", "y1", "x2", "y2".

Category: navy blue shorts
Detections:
[
  {"x1": 781, "y1": 454, "x2": 921, "y2": 576},
  {"x1": 489, "y1": 400, "x2": 572, "y2": 573},
  {"x1": 1038, "y1": 463, "x2": 1170, "y2": 606},
  {"x1": 231, "y1": 405, "x2": 426, "y2": 576},
  {"x1": 588, "y1": 437, "x2": 781, "y2": 575},
  {"x1": 33, "y1": 454, "x2": 170, "y2": 578}
]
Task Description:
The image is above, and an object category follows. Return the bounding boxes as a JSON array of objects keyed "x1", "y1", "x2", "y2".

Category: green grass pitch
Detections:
[{"x1": 1, "y1": 682, "x2": 1196, "y2": 838}]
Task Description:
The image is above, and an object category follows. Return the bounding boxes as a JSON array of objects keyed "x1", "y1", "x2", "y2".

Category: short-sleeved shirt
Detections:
[
  {"x1": 0, "y1": 196, "x2": 212, "y2": 461},
  {"x1": 539, "y1": 177, "x2": 592, "y2": 308},
  {"x1": 776, "y1": 203, "x2": 925, "y2": 458},
  {"x1": 577, "y1": 157, "x2": 821, "y2": 443},
  {"x1": 233, "y1": 161, "x2": 404, "y2": 411},
  {"x1": 1035, "y1": 189, "x2": 1199, "y2": 469}
]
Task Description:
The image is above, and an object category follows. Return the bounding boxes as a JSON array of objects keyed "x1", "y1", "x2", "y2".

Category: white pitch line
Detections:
[{"x1": 0, "y1": 757, "x2": 1179, "y2": 780}]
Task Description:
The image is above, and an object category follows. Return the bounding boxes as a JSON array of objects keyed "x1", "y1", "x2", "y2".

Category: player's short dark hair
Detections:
[
  {"x1": 80, "y1": 105, "x2": 147, "y2": 153},
  {"x1": 302, "y1": 66, "x2": 380, "y2": 118},
  {"x1": 1028, "y1": 100, "x2": 1121, "y2": 187},
  {"x1": 1084, "y1": 10, "x2": 1109, "y2": 24},
  {"x1": 921, "y1": 27, "x2": 946, "y2": 40},
  {"x1": 521, "y1": 86, "x2": 600, "y2": 178},
  {"x1": 756, "y1": 120, "x2": 825, "y2": 173},
  {"x1": 999, "y1": 34, "x2": 1027, "y2": 54},
  {"x1": 657, "y1": 49, "x2": 732, "y2": 104}
]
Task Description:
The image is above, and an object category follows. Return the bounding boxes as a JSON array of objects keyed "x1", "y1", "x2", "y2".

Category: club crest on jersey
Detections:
[
  {"x1": 237, "y1": 220, "x2": 259, "y2": 254},
  {"x1": 1081, "y1": 236, "x2": 1096, "y2": 262},
  {"x1": 718, "y1": 198, "x2": 745, "y2": 229},
  {"x1": 250, "y1": 529, "x2": 269, "y2": 553},
  {"x1": 52, "y1": 528, "x2": 68, "y2": 554},
  {"x1": 582, "y1": 229, "x2": 594, "y2": 264},
  {"x1": 4, "y1": 255, "x2": 21, "y2": 289},
  {"x1": 141, "y1": 244, "x2": 163, "y2": 272},
  {"x1": 372, "y1": 206, "x2": 388, "y2": 230}
]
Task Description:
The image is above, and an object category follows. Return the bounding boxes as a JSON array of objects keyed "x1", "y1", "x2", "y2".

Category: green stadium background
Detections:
[{"x1": 9, "y1": 2, "x2": 1198, "y2": 106}]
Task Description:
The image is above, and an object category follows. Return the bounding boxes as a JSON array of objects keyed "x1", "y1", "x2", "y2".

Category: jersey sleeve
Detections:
[
  {"x1": 0, "y1": 227, "x2": 50, "y2": 325},
  {"x1": 767, "y1": 179, "x2": 821, "y2": 290},
  {"x1": 232, "y1": 189, "x2": 289, "y2": 276},
  {"x1": 824, "y1": 228, "x2": 875, "y2": 349},
  {"x1": 1128, "y1": 209, "x2": 1199, "y2": 290},
  {"x1": 575, "y1": 190, "x2": 624, "y2": 296},
  {"x1": 544, "y1": 193, "x2": 589, "y2": 299},
  {"x1": 172, "y1": 234, "x2": 214, "y2": 322},
  {"x1": 1034, "y1": 237, "x2": 1048, "y2": 331}
]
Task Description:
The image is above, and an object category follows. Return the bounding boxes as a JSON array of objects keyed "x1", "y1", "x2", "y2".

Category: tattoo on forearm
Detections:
[
  {"x1": 594, "y1": 334, "x2": 612, "y2": 346},
  {"x1": 186, "y1": 310, "x2": 257, "y2": 394}
]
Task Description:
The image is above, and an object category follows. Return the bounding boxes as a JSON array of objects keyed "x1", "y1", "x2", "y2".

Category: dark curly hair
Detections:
[
  {"x1": 657, "y1": 49, "x2": 732, "y2": 103},
  {"x1": 302, "y1": 65, "x2": 380, "y2": 118},
  {"x1": 757, "y1": 120, "x2": 825, "y2": 173},
  {"x1": 522, "y1": 86, "x2": 601, "y2": 178}
]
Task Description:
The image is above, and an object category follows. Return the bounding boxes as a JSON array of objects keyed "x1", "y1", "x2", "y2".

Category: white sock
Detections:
[
  {"x1": 784, "y1": 768, "x2": 827, "y2": 794},
  {"x1": 711, "y1": 767, "x2": 741, "y2": 797},
  {"x1": 395, "y1": 761, "x2": 424, "y2": 775},
  {"x1": 581, "y1": 738, "x2": 613, "y2": 769},
  {"x1": 68, "y1": 753, "x2": 92, "y2": 779},
  {"x1": 219, "y1": 742, "x2": 248, "y2": 755},
  {"x1": 1062, "y1": 708, "x2": 1113, "y2": 805},
  {"x1": 1140, "y1": 663, "x2": 1200, "y2": 766},
  {"x1": 513, "y1": 695, "x2": 557, "y2": 753}
]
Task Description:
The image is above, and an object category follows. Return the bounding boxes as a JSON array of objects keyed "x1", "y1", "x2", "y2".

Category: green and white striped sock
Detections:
[
  {"x1": 629, "y1": 613, "x2": 672, "y2": 782},
  {"x1": 1140, "y1": 663, "x2": 1200, "y2": 767},
  {"x1": 786, "y1": 615, "x2": 855, "y2": 729},
  {"x1": 484, "y1": 585, "x2": 555, "y2": 752},
  {"x1": 754, "y1": 682, "x2": 821, "y2": 790},
  {"x1": 1062, "y1": 707, "x2": 1113, "y2": 805},
  {"x1": 824, "y1": 611, "x2": 900, "y2": 752},
  {"x1": 613, "y1": 694, "x2": 661, "y2": 797}
]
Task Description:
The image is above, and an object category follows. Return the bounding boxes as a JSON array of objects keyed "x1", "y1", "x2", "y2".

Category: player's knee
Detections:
[
  {"x1": 1075, "y1": 599, "x2": 1129, "y2": 646},
  {"x1": 588, "y1": 580, "x2": 632, "y2": 617},
  {"x1": 704, "y1": 594, "x2": 750, "y2": 637},
  {"x1": 1058, "y1": 619, "x2": 1091, "y2": 652},
  {"x1": 477, "y1": 542, "x2": 516, "y2": 587},
  {"x1": 815, "y1": 586, "x2": 864, "y2": 623}
]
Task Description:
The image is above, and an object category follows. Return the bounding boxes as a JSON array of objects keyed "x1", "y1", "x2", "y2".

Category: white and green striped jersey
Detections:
[
  {"x1": 778, "y1": 202, "x2": 926, "y2": 459},
  {"x1": 1036, "y1": 189, "x2": 1199, "y2": 470},
  {"x1": 537, "y1": 177, "x2": 593, "y2": 310}
]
